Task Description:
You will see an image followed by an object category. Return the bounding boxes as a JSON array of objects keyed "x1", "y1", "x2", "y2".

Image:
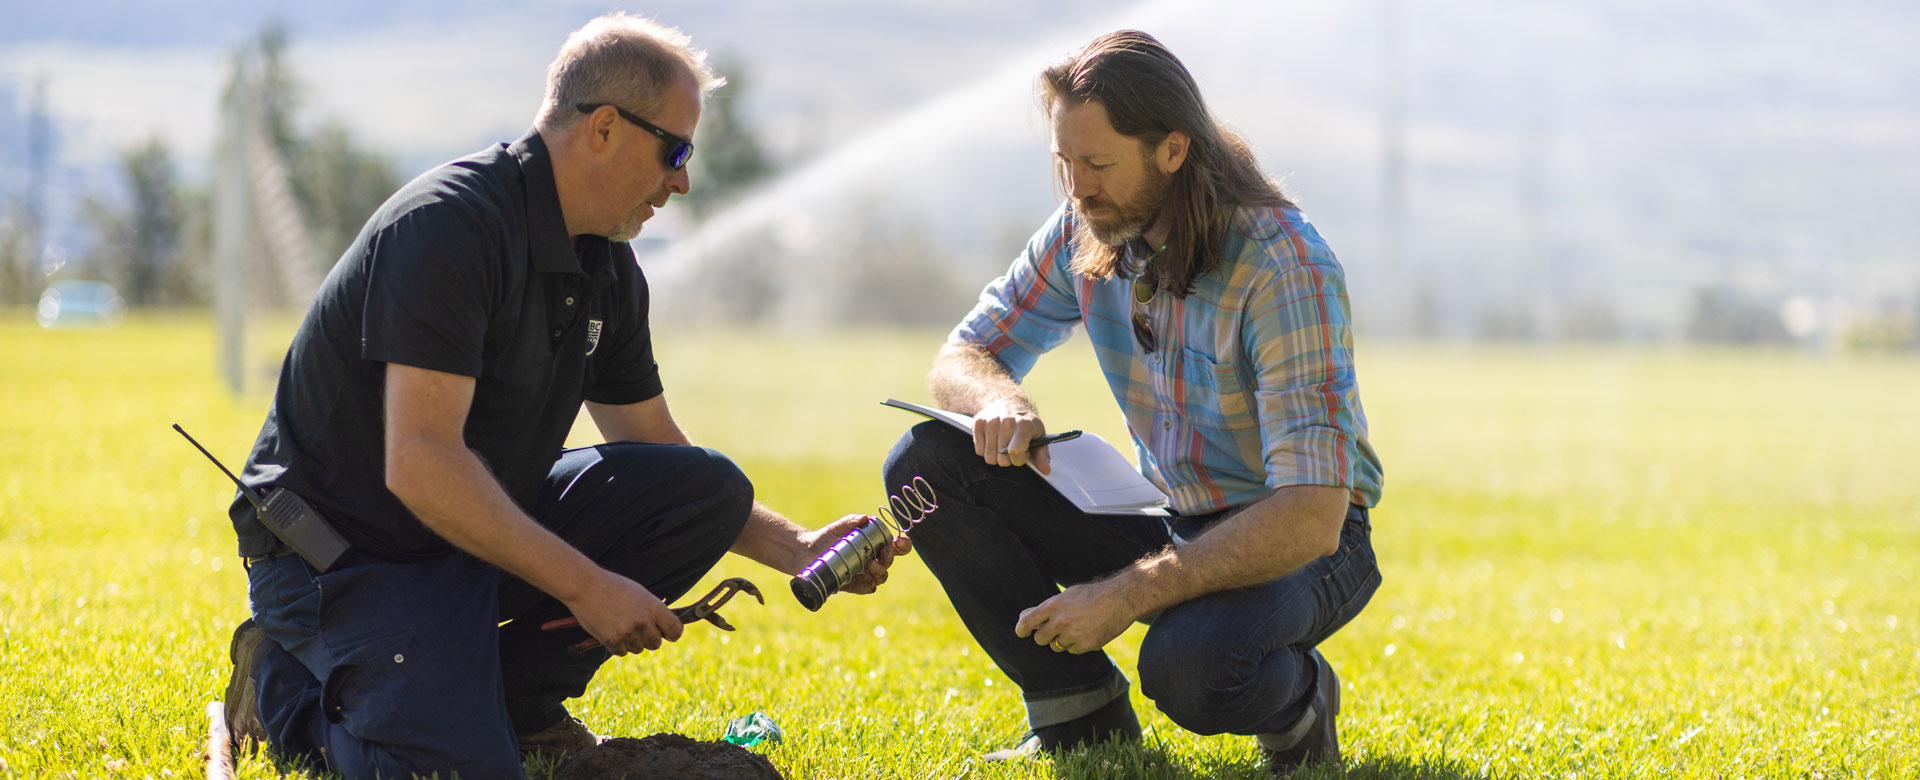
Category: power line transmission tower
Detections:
[{"x1": 211, "y1": 48, "x2": 324, "y2": 395}]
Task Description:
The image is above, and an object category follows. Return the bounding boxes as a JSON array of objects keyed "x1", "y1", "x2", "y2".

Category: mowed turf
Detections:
[{"x1": 1, "y1": 313, "x2": 1915, "y2": 779}]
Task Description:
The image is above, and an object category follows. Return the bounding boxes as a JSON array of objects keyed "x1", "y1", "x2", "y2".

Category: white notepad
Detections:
[{"x1": 884, "y1": 398, "x2": 1171, "y2": 516}]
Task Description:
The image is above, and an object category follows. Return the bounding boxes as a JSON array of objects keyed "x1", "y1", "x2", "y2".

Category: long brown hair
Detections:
[{"x1": 1041, "y1": 30, "x2": 1293, "y2": 296}]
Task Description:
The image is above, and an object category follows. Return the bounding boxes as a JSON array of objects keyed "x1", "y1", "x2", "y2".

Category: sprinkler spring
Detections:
[{"x1": 790, "y1": 476, "x2": 938, "y2": 612}]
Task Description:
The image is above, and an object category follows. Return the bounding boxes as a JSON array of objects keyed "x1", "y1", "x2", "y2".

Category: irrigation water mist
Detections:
[{"x1": 638, "y1": 0, "x2": 1200, "y2": 300}]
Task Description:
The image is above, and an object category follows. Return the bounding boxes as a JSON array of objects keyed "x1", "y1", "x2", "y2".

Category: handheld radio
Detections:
[{"x1": 173, "y1": 424, "x2": 351, "y2": 572}]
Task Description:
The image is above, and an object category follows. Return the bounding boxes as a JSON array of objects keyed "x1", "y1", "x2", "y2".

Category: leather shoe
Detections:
[
  {"x1": 984, "y1": 694, "x2": 1140, "y2": 761},
  {"x1": 1260, "y1": 649, "x2": 1340, "y2": 775}
]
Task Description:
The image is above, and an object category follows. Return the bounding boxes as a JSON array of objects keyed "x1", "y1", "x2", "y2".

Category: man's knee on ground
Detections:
[
  {"x1": 319, "y1": 635, "x2": 521, "y2": 777},
  {"x1": 1139, "y1": 629, "x2": 1306, "y2": 736}
]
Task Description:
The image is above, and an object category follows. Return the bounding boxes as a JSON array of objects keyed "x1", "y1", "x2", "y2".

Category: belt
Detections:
[{"x1": 243, "y1": 545, "x2": 299, "y2": 567}]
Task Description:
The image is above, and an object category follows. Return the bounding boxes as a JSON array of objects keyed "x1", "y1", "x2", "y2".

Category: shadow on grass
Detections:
[
  {"x1": 1049, "y1": 742, "x2": 1206, "y2": 779},
  {"x1": 1293, "y1": 755, "x2": 1487, "y2": 780},
  {"x1": 250, "y1": 737, "x2": 1484, "y2": 780},
  {"x1": 239, "y1": 746, "x2": 562, "y2": 780},
  {"x1": 1045, "y1": 742, "x2": 1486, "y2": 780}
]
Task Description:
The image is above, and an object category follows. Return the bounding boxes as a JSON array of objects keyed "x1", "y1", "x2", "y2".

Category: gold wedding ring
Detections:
[{"x1": 1050, "y1": 641, "x2": 1067, "y2": 652}]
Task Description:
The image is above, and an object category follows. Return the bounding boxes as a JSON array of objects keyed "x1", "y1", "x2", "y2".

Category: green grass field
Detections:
[{"x1": 2, "y1": 313, "x2": 1916, "y2": 779}]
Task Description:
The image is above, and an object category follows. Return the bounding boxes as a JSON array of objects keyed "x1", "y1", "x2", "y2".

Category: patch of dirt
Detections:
[{"x1": 556, "y1": 733, "x2": 785, "y2": 780}]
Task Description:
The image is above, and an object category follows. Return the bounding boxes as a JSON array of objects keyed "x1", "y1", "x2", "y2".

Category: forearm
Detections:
[
  {"x1": 1106, "y1": 484, "x2": 1349, "y2": 618},
  {"x1": 728, "y1": 501, "x2": 813, "y2": 574},
  {"x1": 928, "y1": 342, "x2": 1033, "y2": 416},
  {"x1": 587, "y1": 397, "x2": 693, "y2": 446},
  {"x1": 388, "y1": 443, "x2": 602, "y2": 604}
]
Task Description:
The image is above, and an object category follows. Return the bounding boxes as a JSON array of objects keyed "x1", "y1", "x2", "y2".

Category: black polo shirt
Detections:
[{"x1": 231, "y1": 130, "x2": 663, "y2": 562}]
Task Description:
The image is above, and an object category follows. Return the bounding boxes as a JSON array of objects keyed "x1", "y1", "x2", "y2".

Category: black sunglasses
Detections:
[{"x1": 575, "y1": 102, "x2": 694, "y2": 171}]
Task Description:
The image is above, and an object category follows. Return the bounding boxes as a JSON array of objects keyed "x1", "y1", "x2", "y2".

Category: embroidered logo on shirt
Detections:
[{"x1": 585, "y1": 319, "x2": 603, "y2": 356}]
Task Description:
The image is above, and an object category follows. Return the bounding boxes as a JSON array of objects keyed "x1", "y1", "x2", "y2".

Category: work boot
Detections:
[
  {"x1": 1260, "y1": 649, "x2": 1340, "y2": 775},
  {"x1": 223, "y1": 619, "x2": 271, "y2": 751},
  {"x1": 516, "y1": 716, "x2": 600, "y2": 761},
  {"x1": 983, "y1": 694, "x2": 1141, "y2": 761}
]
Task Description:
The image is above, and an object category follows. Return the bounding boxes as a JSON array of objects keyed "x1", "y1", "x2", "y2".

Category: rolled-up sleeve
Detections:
[
  {"x1": 950, "y1": 203, "x2": 1084, "y2": 382},
  {"x1": 1243, "y1": 255, "x2": 1368, "y2": 496}
]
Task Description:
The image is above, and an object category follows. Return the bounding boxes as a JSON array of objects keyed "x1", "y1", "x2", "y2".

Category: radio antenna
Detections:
[{"x1": 172, "y1": 423, "x2": 267, "y2": 513}]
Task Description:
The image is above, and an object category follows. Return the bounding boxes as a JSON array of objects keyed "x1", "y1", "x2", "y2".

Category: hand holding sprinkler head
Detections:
[{"x1": 790, "y1": 476, "x2": 937, "y2": 611}]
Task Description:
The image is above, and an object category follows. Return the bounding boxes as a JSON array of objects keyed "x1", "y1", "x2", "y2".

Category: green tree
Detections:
[
  {"x1": 296, "y1": 121, "x2": 401, "y2": 261},
  {"x1": 227, "y1": 22, "x2": 400, "y2": 267},
  {"x1": 0, "y1": 203, "x2": 30, "y2": 304},
  {"x1": 165, "y1": 186, "x2": 212, "y2": 306},
  {"x1": 82, "y1": 137, "x2": 184, "y2": 306},
  {"x1": 1685, "y1": 286, "x2": 1788, "y2": 344},
  {"x1": 685, "y1": 57, "x2": 773, "y2": 220}
]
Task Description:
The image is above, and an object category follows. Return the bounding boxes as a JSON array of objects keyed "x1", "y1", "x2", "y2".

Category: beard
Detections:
[
  {"x1": 1077, "y1": 163, "x2": 1172, "y2": 247},
  {"x1": 608, "y1": 191, "x2": 668, "y2": 243},
  {"x1": 608, "y1": 204, "x2": 650, "y2": 243}
]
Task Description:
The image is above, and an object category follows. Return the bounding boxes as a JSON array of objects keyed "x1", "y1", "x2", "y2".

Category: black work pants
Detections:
[{"x1": 245, "y1": 443, "x2": 753, "y2": 780}]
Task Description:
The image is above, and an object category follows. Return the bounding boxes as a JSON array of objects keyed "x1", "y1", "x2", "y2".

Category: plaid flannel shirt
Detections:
[{"x1": 952, "y1": 201, "x2": 1384, "y2": 514}]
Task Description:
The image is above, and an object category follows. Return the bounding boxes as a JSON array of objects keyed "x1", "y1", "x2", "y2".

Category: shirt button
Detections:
[
  {"x1": 1162, "y1": 420, "x2": 1172, "y2": 429},
  {"x1": 564, "y1": 297, "x2": 575, "y2": 306},
  {"x1": 393, "y1": 654, "x2": 405, "y2": 664},
  {"x1": 552, "y1": 329, "x2": 563, "y2": 338}
]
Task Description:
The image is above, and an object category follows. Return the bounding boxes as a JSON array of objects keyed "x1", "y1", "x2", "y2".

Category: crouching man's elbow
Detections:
[
  {"x1": 1311, "y1": 530, "x2": 1342, "y2": 559},
  {"x1": 384, "y1": 452, "x2": 422, "y2": 507},
  {"x1": 382, "y1": 434, "x2": 445, "y2": 508},
  {"x1": 1292, "y1": 484, "x2": 1351, "y2": 559}
]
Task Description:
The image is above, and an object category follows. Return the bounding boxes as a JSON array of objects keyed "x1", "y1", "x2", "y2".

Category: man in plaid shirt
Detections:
[{"x1": 885, "y1": 30, "x2": 1384, "y2": 774}]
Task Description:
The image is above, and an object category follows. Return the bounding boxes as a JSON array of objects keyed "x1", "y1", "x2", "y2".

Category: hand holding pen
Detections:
[
  {"x1": 998, "y1": 429, "x2": 1082, "y2": 455},
  {"x1": 971, "y1": 398, "x2": 1067, "y2": 474}
]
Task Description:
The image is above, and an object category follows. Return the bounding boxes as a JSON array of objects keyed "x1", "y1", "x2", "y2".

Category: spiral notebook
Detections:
[{"x1": 884, "y1": 398, "x2": 1171, "y2": 517}]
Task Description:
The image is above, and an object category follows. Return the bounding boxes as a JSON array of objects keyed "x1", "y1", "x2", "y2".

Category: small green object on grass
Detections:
[{"x1": 722, "y1": 712, "x2": 783, "y2": 747}]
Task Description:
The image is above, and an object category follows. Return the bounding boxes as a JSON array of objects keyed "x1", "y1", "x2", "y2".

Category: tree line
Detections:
[{"x1": 0, "y1": 25, "x2": 776, "y2": 312}]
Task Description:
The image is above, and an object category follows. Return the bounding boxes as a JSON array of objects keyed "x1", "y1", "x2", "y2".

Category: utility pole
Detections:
[
  {"x1": 25, "y1": 76, "x2": 51, "y2": 279},
  {"x1": 1380, "y1": 0, "x2": 1417, "y2": 336},
  {"x1": 213, "y1": 53, "x2": 254, "y2": 395},
  {"x1": 1518, "y1": 79, "x2": 1553, "y2": 341}
]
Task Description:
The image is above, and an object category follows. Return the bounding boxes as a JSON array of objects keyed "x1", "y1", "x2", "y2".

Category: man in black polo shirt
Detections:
[{"x1": 219, "y1": 15, "x2": 907, "y2": 779}]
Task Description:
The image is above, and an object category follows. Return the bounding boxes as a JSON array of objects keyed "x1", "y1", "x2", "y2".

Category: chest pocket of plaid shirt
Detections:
[{"x1": 1179, "y1": 347, "x2": 1258, "y2": 432}]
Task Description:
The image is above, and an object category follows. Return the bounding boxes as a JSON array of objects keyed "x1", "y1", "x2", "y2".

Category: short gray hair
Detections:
[{"x1": 534, "y1": 13, "x2": 725, "y2": 131}]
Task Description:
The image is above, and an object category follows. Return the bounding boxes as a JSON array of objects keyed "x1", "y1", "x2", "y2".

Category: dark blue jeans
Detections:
[
  {"x1": 886, "y1": 422, "x2": 1380, "y2": 736},
  {"x1": 244, "y1": 443, "x2": 753, "y2": 780}
]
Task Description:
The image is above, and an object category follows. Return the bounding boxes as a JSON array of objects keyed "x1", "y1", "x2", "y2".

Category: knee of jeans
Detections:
[
  {"x1": 692, "y1": 447, "x2": 754, "y2": 517},
  {"x1": 343, "y1": 735, "x2": 522, "y2": 780},
  {"x1": 320, "y1": 632, "x2": 521, "y2": 775},
  {"x1": 1138, "y1": 629, "x2": 1285, "y2": 736},
  {"x1": 884, "y1": 422, "x2": 976, "y2": 488},
  {"x1": 885, "y1": 423, "x2": 980, "y2": 544},
  {"x1": 343, "y1": 739, "x2": 522, "y2": 780},
  {"x1": 445, "y1": 750, "x2": 525, "y2": 780}
]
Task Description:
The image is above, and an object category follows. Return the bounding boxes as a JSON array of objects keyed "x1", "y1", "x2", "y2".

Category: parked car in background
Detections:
[{"x1": 37, "y1": 280, "x2": 126, "y2": 329}]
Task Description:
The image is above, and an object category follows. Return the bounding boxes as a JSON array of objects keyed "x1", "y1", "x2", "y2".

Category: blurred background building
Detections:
[{"x1": 2, "y1": 0, "x2": 1916, "y2": 353}]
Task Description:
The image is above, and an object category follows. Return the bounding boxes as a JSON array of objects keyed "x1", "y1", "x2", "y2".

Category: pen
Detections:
[{"x1": 999, "y1": 429, "x2": 1083, "y2": 455}]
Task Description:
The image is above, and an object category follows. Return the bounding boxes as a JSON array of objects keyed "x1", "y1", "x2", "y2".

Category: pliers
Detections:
[{"x1": 540, "y1": 577, "x2": 763, "y2": 656}]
